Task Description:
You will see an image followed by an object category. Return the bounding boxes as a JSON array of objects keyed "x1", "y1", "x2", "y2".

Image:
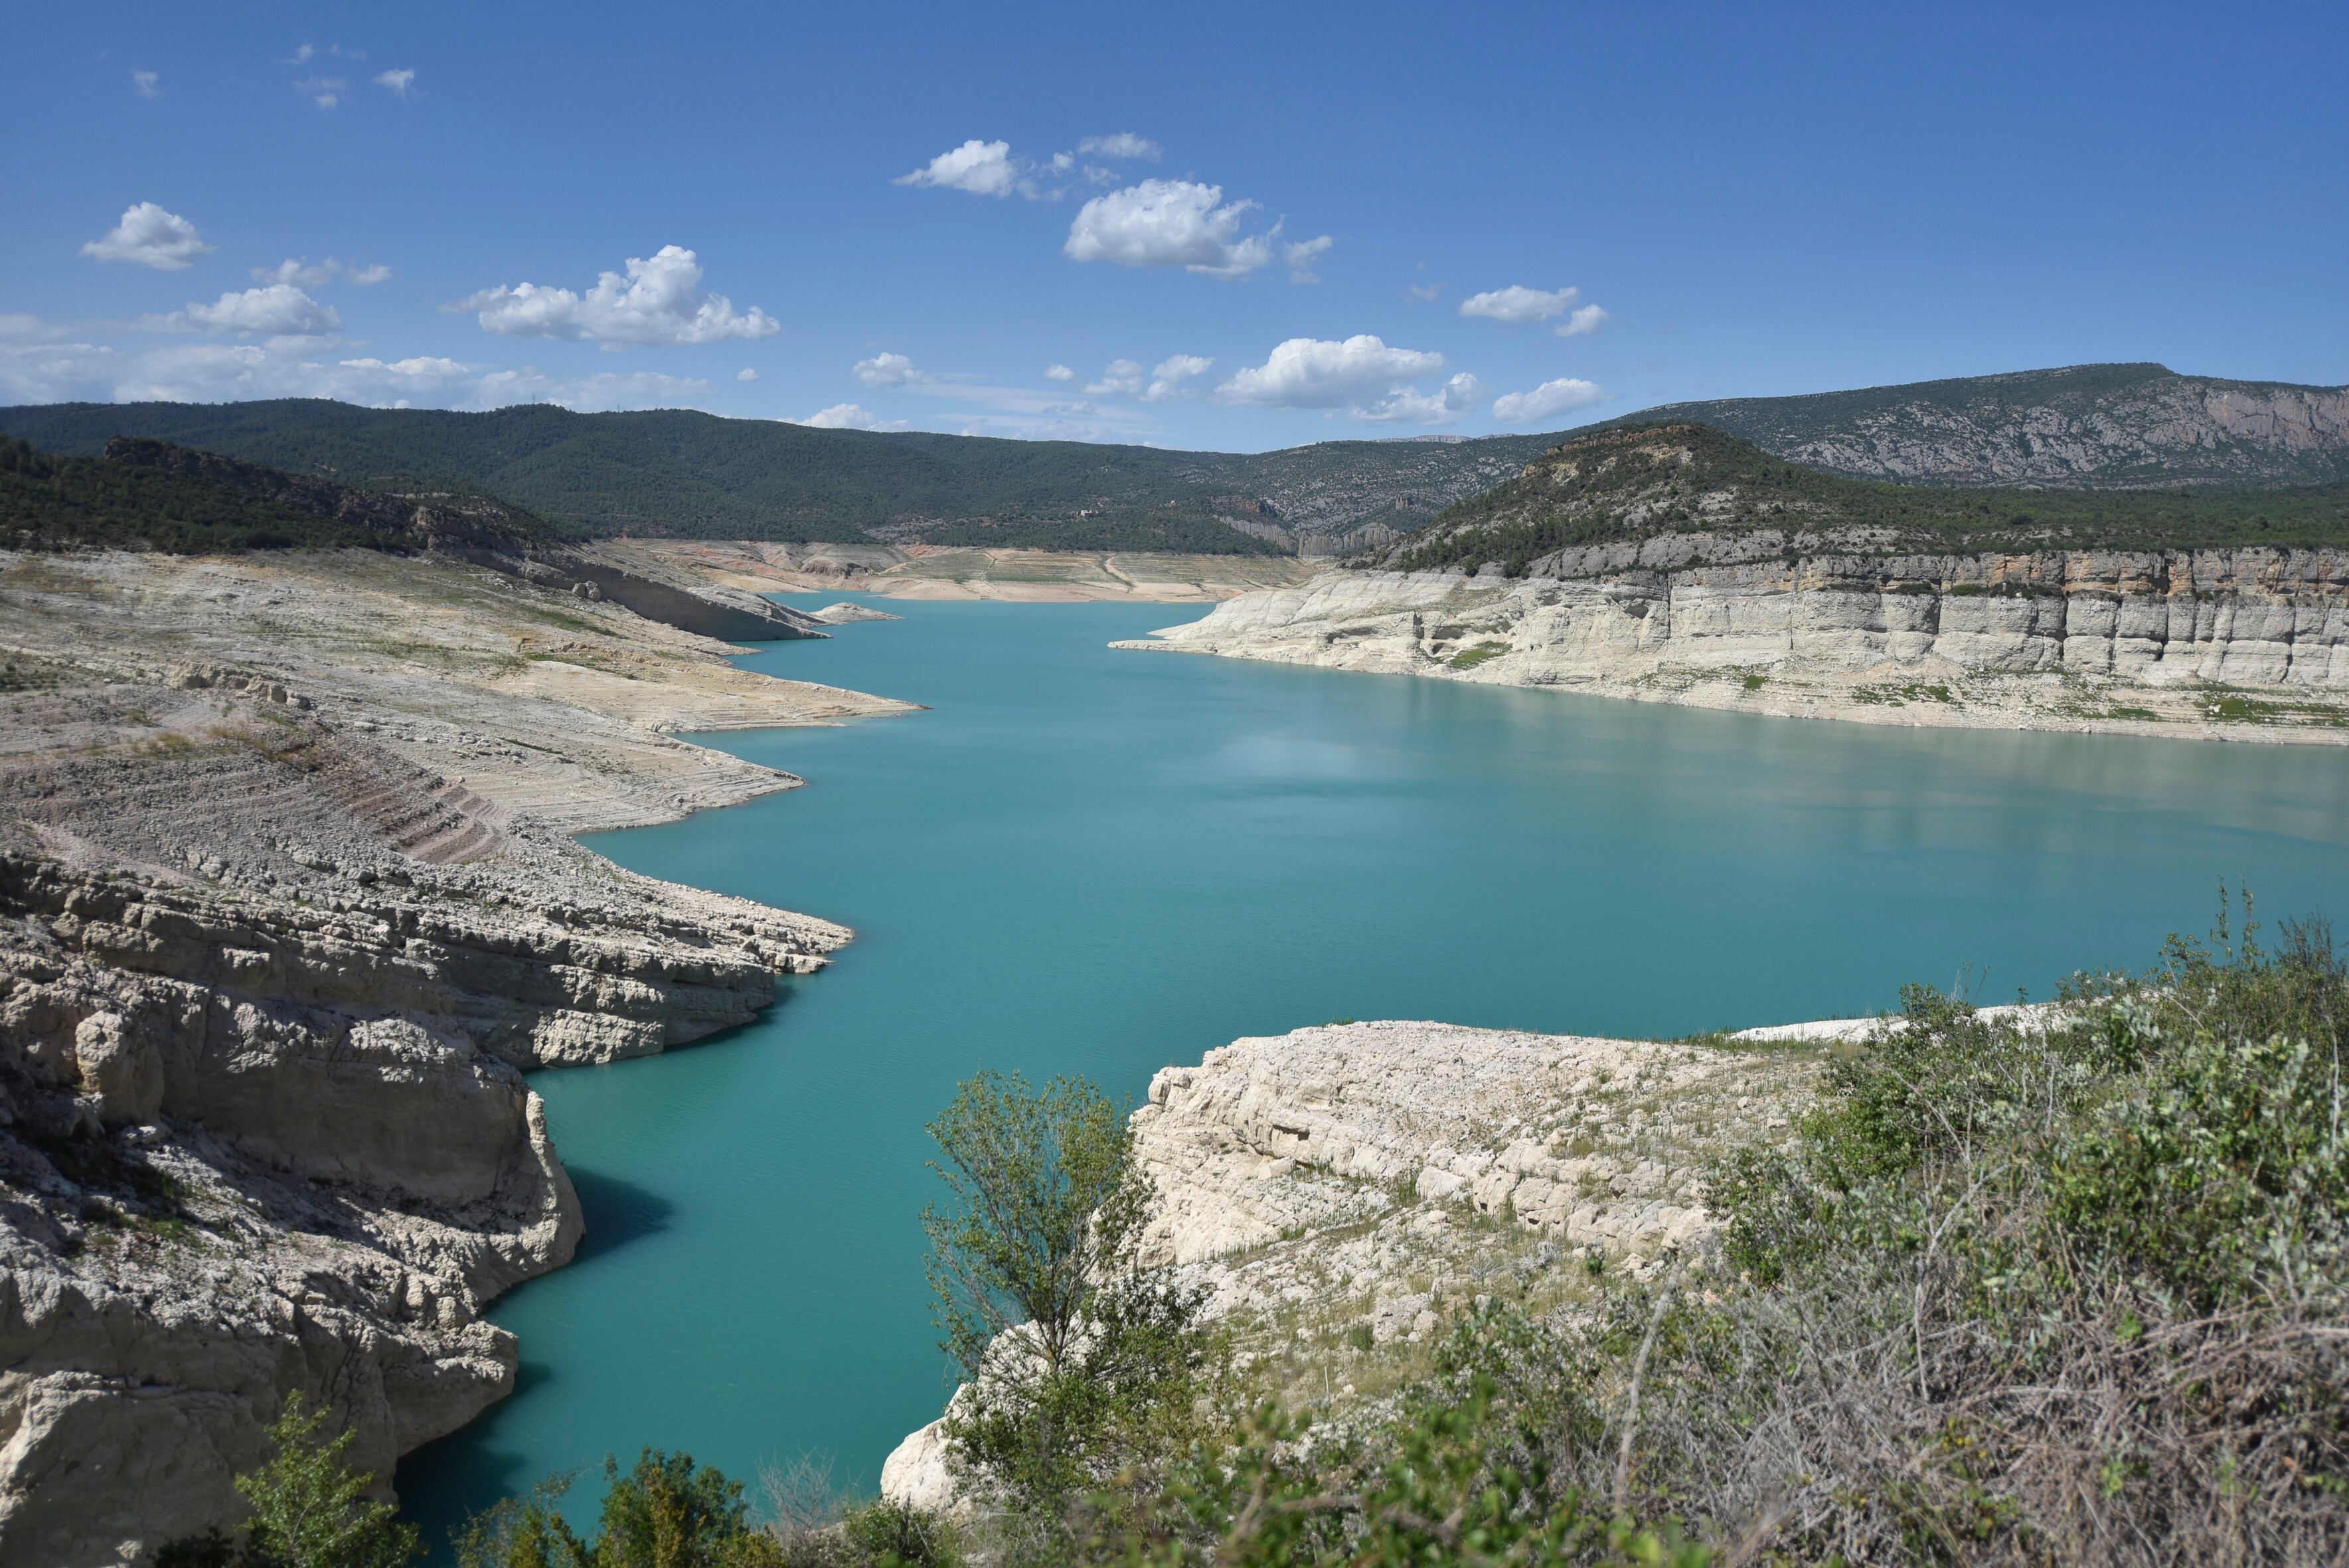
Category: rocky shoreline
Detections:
[
  {"x1": 0, "y1": 546, "x2": 911, "y2": 1563},
  {"x1": 1116, "y1": 552, "x2": 2349, "y2": 744}
]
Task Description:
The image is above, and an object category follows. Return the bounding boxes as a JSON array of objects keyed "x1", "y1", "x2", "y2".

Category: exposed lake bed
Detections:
[{"x1": 396, "y1": 591, "x2": 2349, "y2": 1543}]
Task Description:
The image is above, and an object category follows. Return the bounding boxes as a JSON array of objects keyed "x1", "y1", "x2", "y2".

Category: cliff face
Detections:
[
  {"x1": 1121, "y1": 548, "x2": 2349, "y2": 741},
  {"x1": 1595, "y1": 364, "x2": 2349, "y2": 489},
  {"x1": 0, "y1": 547, "x2": 891, "y2": 1563}
]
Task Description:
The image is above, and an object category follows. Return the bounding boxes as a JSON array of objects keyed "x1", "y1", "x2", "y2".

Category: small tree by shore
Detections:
[{"x1": 922, "y1": 1071, "x2": 1216, "y2": 1521}]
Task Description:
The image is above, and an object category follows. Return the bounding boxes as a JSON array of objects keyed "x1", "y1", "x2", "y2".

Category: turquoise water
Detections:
[{"x1": 398, "y1": 594, "x2": 2349, "y2": 1541}]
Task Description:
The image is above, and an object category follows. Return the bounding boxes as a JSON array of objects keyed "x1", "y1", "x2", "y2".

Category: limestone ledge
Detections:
[
  {"x1": 884, "y1": 1017, "x2": 1824, "y2": 1513},
  {"x1": 1117, "y1": 550, "x2": 2349, "y2": 742}
]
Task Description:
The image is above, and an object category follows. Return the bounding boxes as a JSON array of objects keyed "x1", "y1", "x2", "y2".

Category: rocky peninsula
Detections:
[
  {"x1": 1117, "y1": 550, "x2": 2349, "y2": 742},
  {"x1": 0, "y1": 544, "x2": 910, "y2": 1563}
]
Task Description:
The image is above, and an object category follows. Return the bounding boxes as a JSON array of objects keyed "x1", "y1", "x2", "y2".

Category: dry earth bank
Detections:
[
  {"x1": 631, "y1": 541, "x2": 1321, "y2": 604},
  {"x1": 1116, "y1": 558, "x2": 2349, "y2": 744},
  {"x1": 0, "y1": 547, "x2": 910, "y2": 1563}
]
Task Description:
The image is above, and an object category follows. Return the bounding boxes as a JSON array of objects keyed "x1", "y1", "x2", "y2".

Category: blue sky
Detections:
[{"x1": 5, "y1": 1, "x2": 2343, "y2": 451}]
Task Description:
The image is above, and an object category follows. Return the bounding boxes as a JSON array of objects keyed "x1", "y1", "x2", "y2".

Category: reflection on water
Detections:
[{"x1": 399, "y1": 595, "x2": 2349, "y2": 1551}]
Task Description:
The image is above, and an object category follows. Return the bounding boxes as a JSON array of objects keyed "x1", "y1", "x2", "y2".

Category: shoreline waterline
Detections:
[{"x1": 396, "y1": 591, "x2": 2349, "y2": 1549}]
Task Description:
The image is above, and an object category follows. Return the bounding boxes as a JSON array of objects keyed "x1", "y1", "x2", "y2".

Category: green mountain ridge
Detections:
[
  {"x1": 1582, "y1": 362, "x2": 2349, "y2": 489},
  {"x1": 1374, "y1": 420, "x2": 2349, "y2": 578},
  {"x1": 3, "y1": 363, "x2": 2343, "y2": 557}
]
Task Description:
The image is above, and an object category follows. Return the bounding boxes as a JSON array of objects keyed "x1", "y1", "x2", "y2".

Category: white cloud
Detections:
[
  {"x1": 1558, "y1": 303, "x2": 1610, "y2": 337},
  {"x1": 0, "y1": 333, "x2": 709, "y2": 412},
  {"x1": 736, "y1": 367, "x2": 758, "y2": 382},
  {"x1": 1491, "y1": 377, "x2": 1606, "y2": 425},
  {"x1": 296, "y1": 76, "x2": 347, "y2": 110},
  {"x1": 1064, "y1": 180, "x2": 1274, "y2": 278},
  {"x1": 374, "y1": 68, "x2": 416, "y2": 98},
  {"x1": 895, "y1": 139, "x2": 1020, "y2": 196},
  {"x1": 852, "y1": 351, "x2": 927, "y2": 388},
  {"x1": 1085, "y1": 358, "x2": 1144, "y2": 396},
  {"x1": 1406, "y1": 281, "x2": 1443, "y2": 301},
  {"x1": 1142, "y1": 354, "x2": 1213, "y2": 403},
  {"x1": 1076, "y1": 132, "x2": 1161, "y2": 161},
  {"x1": 1042, "y1": 363, "x2": 1075, "y2": 382},
  {"x1": 796, "y1": 403, "x2": 909, "y2": 431},
  {"x1": 179, "y1": 284, "x2": 343, "y2": 337},
  {"x1": 252, "y1": 257, "x2": 392, "y2": 288},
  {"x1": 1284, "y1": 236, "x2": 1333, "y2": 283},
  {"x1": 1215, "y1": 335, "x2": 1447, "y2": 410},
  {"x1": 82, "y1": 203, "x2": 214, "y2": 271},
  {"x1": 1459, "y1": 285, "x2": 1583, "y2": 325},
  {"x1": 133, "y1": 70, "x2": 159, "y2": 98},
  {"x1": 453, "y1": 246, "x2": 779, "y2": 345},
  {"x1": 1358, "y1": 372, "x2": 1489, "y2": 425}
]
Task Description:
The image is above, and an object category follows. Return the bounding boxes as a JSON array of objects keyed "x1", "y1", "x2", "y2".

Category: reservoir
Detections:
[{"x1": 398, "y1": 593, "x2": 2349, "y2": 1539}]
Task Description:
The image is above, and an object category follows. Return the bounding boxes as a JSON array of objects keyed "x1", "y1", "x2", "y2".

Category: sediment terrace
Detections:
[
  {"x1": 1117, "y1": 548, "x2": 2349, "y2": 741},
  {"x1": 0, "y1": 546, "x2": 909, "y2": 1563}
]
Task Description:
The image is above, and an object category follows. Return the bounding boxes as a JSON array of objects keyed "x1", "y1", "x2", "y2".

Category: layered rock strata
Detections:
[
  {"x1": 0, "y1": 547, "x2": 897, "y2": 1562},
  {"x1": 1119, "y1": 550, "x2": 2349, "y2": 741},
  {"x1": 884, "y1": 1018, "x2": 1821, "y2": 1512}
]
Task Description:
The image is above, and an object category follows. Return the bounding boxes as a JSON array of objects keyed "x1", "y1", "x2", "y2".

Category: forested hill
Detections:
[
  {"x1": 4, "y1": 363, "x2": 2343, "y2": 556},
  {"x1": 1374, "y1": 421, "x2": 2349, "y2": 578},
  {"x1": 0, "y1": 433, "x2": 559, "y2": 555},
  {"x1": 1580, "y1": 363, "x2": 2349, "y2": 489},
  {"x1": 0, "y1": 400, "x2": 1556, "y2": 556}
]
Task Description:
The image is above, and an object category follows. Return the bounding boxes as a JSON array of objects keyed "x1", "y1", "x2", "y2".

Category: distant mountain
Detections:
[
  {"x1": 0, "y1": 400, "x2": 1567, "y2": 555},
  {"x1": 1582, "y1": 364, "x2": 2349, "y2": 489},
  {"x1": 3, "y1": 364, "x2": 2342, "y2": 556},
  {"x1": 1369, "y1": 421, "x2": 2349, "y2": 579}
]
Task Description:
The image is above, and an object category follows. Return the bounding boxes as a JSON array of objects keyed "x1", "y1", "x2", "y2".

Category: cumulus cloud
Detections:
[
  {"x1": 1042, "y1": 363, "x2": 1075, "y2": 382},
  {"x1": 1558, "y1": 303, "x2": 1609, "y2": 337},
  {"x1": 797, "y1": 402, "x2": 910, "y2": 431},
  {"x1": 1076, "y1": 132, "x2": 1162, "y2": 161},
  {"x1": 82, "y1": 203, "x2": 214, "y2": 271},
  {"x1": 1141, "y1": 354, "x2": 1213, "y2": 402},
  {"x1": 178, "y1": 284, "x2": 343, "y2": 337},
  {"x1": 1284, "y1": 236, "x2": 1334, "y2": 283},
  {"x1": 296, "y1": 76, "x2": 347, "y2": 109},
  {"x1": 1358, "y1": 372, "x2": 1489, "y2": 425},
  {"x1": 1064, "y1": 180, "x2": 1279, "y2": 278},
  {"x1": 1459, "y1": 285, "x2": 1583, "y2": 325},
  {"x1": 0, "y1": 335, "x2": 709, "y2": 412},
  {"x1": 896, "y1": 139, "x2": 1020, "y2": 196},
  {"x1": 852, "y1": 352, "x2": 927, "y2": 388},
  {"x1": 374, "y1": 68, "x2": 416, "y2": 97},
  {"x1": 736, "y1": 367, "x2": 758, "y2": 382},
  {"x1": 1491, "y1": 376, "x2": 1606, "y2": 425},
  {"x1": 252, "y1": 257, "x2": 391, "y2": 288},
  {"x1": 1215, "y1": 335, "x2": 1447, "y2": 410},
  {"x1": 453, "y1": 246, "x2": 779, "y2": 346},
  {"x1": 1085, "y1": 358, "x2": 1144, "y2": 396},
  {"x1": 133, "y1": 70, "x2": 159, "y2": 98}
]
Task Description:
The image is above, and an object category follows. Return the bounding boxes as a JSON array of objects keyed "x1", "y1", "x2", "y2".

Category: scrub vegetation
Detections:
[
  {"x1": 167, "y1": 909, "x2": 2348, "y2": 1565},
  {"x1": 1380, "y1": 422, "x2": 2349, "y2": 579}
]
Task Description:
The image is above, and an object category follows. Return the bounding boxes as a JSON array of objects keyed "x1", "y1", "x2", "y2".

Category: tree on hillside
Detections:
[
  {"x1": 922, "y1": 1071, "x2": 1216, "y2": 1516},
  {"x1": 156, "y1": 1394, "x2": 420, "y2": 1568}
]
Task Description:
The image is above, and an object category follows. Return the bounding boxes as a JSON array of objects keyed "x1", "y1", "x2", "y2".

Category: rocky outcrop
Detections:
[
  {"x1": 1601, "y1": 364, "x2": 2349, "y2": 489},
  {"x1": 882, "y1": 1018, "x2": 1821, "y2": 1513},
  {"x1": 0, "y1": 547, "x2": 899, "y2": 1562},
  {"x1": 1119, "y1": 551, "x2": 2349, "y2": 741}
]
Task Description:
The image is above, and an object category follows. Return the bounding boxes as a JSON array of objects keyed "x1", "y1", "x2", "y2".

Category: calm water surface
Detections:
[{"x1": 400, "y1": 595, "x2": 2349, "y2": 1541}]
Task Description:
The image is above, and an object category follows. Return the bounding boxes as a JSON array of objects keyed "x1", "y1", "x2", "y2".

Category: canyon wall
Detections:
[{"x1": 1121, "y1": 548, "x2": 2349, "y2": 738}]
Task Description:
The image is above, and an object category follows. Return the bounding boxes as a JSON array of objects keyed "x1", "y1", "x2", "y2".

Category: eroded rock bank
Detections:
[
  {"x1": 884, "y1": 1017, "x2": 1829, "y2": 1512},
  {"x1": 1118, "y1": 549, "x2": 2349, "y2": 741},
  {"x1": 0, "y1": 547, "x2": 904, "y2": 1562}
]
